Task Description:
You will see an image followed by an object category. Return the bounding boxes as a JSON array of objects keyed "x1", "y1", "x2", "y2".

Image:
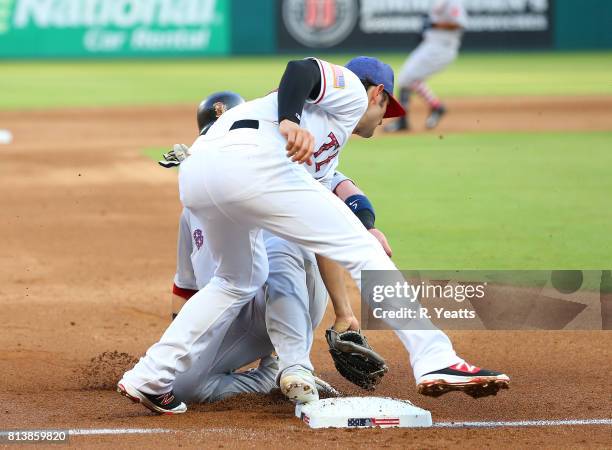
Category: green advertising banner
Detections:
[{"x1": 0, "y1": 0, "x2": 230, "y2": 57}]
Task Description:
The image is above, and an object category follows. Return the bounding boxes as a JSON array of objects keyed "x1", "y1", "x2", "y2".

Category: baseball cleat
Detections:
[
  {"x1": 425, "y1": 105, "x2": 447, "y2": 129},
  {"x1": 417, "y1": 362, "x2": 510, "y2": 399},
  {"x1": 280, "y1": 367, "x2": 319, "y2": 404},
  {"x1": 117, "y1": 379, "x2": 187, "y2": 415},
  {"x1": 384, "y1": 117, "x2": 410, "y2": 133},
  {"x1": 313, "y1": 375, "x2": 341, "y2": 397}
]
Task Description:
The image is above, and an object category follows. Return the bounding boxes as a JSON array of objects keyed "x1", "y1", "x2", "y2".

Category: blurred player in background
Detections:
[{"x1": 387, "y1": 0, "x2": 467, "y2": 132}]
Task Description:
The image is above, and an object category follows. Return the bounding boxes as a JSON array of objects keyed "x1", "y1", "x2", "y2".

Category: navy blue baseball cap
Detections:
[{"x1": 345, "y1": 56, "x2": 406, "y2": 118}]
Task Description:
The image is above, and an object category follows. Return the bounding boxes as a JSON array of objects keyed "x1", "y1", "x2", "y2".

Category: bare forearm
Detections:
[
  {"x1": 334, "y1": 179, "x2": 363, "y2": 201},
  {"x1": 334, "y1": 178, "x2": 392, "y2": 256},
  {"x1": 316, "y1": 254, "x2": 353, "y2": 317}
]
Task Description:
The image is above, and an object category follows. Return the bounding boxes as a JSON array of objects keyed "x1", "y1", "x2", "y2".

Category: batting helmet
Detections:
[{"x1": 197, "y1": 91, "x2": 245, "y2": 135}]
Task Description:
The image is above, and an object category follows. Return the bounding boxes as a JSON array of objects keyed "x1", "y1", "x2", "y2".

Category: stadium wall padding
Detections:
[
  {"x1": 554, "y1": 0, "x2": 612, "y2": 49},
  {"x1": 231, "y1": 0, "x2": 277, "y2": 55},
  {"x1": 0, "y1": 0, "x2": 610, "y2": 59}
]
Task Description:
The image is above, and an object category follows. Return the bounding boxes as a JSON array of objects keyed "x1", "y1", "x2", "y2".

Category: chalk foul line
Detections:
[
  {"x1": 69, "y1": 428, "x2": 171, "y2": 435},
  {"x1": 433, "y1": 419, "x2": 612, "y2": 428},
  {"x1": 2, "y1": 419, "x2": 610, "y2": 437}
]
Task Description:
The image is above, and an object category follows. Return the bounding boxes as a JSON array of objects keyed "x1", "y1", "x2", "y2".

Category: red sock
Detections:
[{"x1": 411, "y1": 80, "x2": 441, "y2": 109}]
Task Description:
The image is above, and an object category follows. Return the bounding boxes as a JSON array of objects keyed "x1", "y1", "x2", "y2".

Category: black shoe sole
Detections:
[{"x1": 418, "y1": 377, "x2": 509, "y2": 399}]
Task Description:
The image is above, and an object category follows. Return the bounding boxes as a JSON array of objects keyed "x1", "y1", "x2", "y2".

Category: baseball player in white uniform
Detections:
[
  {"x1": 387, "y1": 0, "x2": 467, "y2": 131},
  {"x1": 137, "y1": 91, "x2": 391, "y2": 408},
  {"x1": 170, "y1": 173, "x2": 387, "y2": 405},
  {"x1": 119, "y1": 56, "x2": 509, "y2": 414}
]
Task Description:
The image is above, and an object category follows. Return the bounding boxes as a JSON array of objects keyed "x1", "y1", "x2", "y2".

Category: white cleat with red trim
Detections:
[{"x1": 417, "y1": 362, "x2": 510, "y2": 398}]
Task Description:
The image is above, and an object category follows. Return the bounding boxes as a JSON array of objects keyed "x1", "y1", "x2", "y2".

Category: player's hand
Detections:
[
  {"x1": 333, "y1": 314, "x2": 360, "y2": 333},
  {"x1": 158, "y1": 144, "x2": 190, "y2": 168},
  {"x1": 279, "y1": 119, "x2": 314, "y2": 166},
  {"x1": 369, "y1": 228, "x2": 392, "y2": 257}
]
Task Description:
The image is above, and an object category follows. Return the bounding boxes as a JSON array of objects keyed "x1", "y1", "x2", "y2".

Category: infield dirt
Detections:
[{"x1": 1, "y1": 96, "x2": 611, "y2": 448}]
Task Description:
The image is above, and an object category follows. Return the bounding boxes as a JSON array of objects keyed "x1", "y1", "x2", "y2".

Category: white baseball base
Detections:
[
  {"x1": 295, "y1": 397, "x2": 432, "y2": 429},
  {"x1": 0, "y1": 129, "x2": 12, "y2": 145}
]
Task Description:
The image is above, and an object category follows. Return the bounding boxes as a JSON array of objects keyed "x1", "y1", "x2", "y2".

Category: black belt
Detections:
[
  {"x1": 230, "y1": 119, "x2": 259, "y2": 131},
  {"x1": 432, "y1": 24, "x2": 462, "y2": 31}
]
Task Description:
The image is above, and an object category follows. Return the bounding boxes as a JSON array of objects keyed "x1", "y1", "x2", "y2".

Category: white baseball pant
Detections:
[
  {"x1": 397, "y1": 31, "x2": 460, "y2": 87},
  {"x1": 125, "y1": 127, "x2": 460, "y2": 394},
  {"x1": 131, "y1": 231, "x2": 327, "y2": 401}
]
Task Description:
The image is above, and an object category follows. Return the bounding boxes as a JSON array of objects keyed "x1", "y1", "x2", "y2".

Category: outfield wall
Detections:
[
  {"x1": 554, "y1": 0, "x2": 612, "y2": 50},
  {"x1": 0, "y1": 0, "x2": 610, "y2": 59},
  {"x1": 0, "y1": 0, "x2": 232, "y2": 58},
  {"x1": 267, "y1": 0, "x2": 612, "y2": 54}
]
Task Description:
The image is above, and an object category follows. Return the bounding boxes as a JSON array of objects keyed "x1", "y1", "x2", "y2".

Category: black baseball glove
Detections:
[{"x1": 325, "y1": 328, "x2": 388, "y2": 391}]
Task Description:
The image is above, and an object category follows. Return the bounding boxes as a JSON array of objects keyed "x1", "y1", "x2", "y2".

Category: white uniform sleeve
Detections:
[
  {"x1": 316, "y1": 172, "x2": 334, "y2": 191},
  {"x1": 173, "y1": 209, "x2": 198, "y2": 290},
  {"x1": 430, "y1": 0, "x2": 468, "y2": 28},
  {"x1": 330, "y1": 170, "x2": 355, "y2": 193},
  {"x1": 306, "y1": 58, "x2": 368, "y2": 130}
]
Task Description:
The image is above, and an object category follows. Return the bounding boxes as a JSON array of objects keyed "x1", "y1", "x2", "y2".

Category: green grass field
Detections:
[
  {"x1": 145, "y1": 130, "x2": 612, "y2": 271},
  {"x1": 4, "y1": 51, "x2": 611, "y2": 270},
  {"x1": 2, "y1": 51, "x2": 612, "y2": 109}
]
